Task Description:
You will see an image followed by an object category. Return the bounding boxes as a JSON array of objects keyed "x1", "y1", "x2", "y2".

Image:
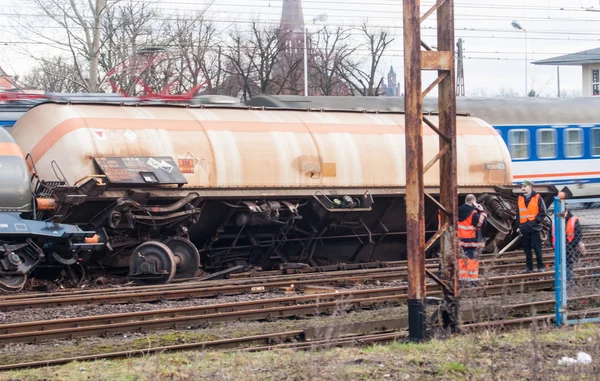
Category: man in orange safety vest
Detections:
[
  {"x1": 458, "y1": 194, "x2": 487, "y2": 282},
  {"x1": 553, "y1": 209, "x2": 583, "y2": 282},
  {"x1": 517, "y1": 180, "x2": 547, "y2": 273}
]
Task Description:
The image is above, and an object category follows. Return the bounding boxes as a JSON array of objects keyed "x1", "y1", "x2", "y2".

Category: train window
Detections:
[
  {"x1": 593, "y1": 128, "x2": 600, "y2": 156},
  {"x1": 564, "y1": 128, "x2": 583, "y2": 158},
  {"x1": 508, "y1": 129, "x2": 529, "y2": 159},
  {"x1": 537, "y1": 129, "x2": 556, "y2": 159}
]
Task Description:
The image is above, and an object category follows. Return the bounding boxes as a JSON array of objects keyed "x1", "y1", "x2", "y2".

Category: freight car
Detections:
[
  {"x1": 248, "y1": 95, "x2": 600, "y2": 199},
  {"x1": 0, "y1": 127, "x2": 102, "y2": 290},
  {"x1": 2, "y1": 101, "x2": 549, "y2": 291}
]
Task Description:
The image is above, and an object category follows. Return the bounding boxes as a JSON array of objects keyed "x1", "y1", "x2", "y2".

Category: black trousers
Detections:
[{"x1": 522, "y1": 230, "x2": 543, "y2": 270}]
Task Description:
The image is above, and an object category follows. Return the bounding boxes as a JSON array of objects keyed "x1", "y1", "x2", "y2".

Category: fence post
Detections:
[{"x1": 554, "y1": 196, "x2": 566, "y2": 326}]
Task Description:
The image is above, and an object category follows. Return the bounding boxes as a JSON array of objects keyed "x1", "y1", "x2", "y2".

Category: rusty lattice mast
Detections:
[{"x1": 403, "y1": 0, "x2": 459, "y2": 340}]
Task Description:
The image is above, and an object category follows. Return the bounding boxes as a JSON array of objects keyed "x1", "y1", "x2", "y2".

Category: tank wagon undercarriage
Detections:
[
  {"x1": 12, "y1": 169, "x2": 554, "y2": 292},
  {"x1": 2, "y1": 102, "x2": 556, "y2": 291}
]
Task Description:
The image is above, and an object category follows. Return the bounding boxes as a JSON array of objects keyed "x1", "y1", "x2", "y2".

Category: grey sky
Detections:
[{"x1": 1, "y1": 0, "x2": 600, "y2": 96}]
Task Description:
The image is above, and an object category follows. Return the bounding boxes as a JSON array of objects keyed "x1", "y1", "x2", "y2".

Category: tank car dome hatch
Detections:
[{"x1": 0, "y1": 128, "x2": 32, "y2": 211}]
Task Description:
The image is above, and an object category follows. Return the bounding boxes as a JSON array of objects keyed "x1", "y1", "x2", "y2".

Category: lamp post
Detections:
[
  {"x1": 304, "y1": 13, "x2": 328, "y2": 96},
  {"x1": 511, "y1": 20, "x2": 528, "y2": 96}
]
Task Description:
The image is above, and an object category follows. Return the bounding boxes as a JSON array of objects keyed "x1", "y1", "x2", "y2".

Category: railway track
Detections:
[
  {"x1": 2, "y1": 259, "x2": 596, "y2": 311},
  {"x1": 1, "y1": 249, "x2": 599, "y2": 312},
  {"x1": 0, "y1": 269, "x2": 597, "y2": 345},
  {"x1": 6, "y1": 243, "x2": 600, "y2": 299},
  {"x1": 4, "y1": 240, "x2": 599, "y2": 306},
  {"x1": 3, "y1": 301, "x2": 599, "y2": 372}
]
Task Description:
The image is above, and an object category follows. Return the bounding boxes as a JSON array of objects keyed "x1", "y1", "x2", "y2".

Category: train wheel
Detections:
[
  {"x1": 129, "y1": 241, "x2": 177, "y2": 286},
  {"x1": 164, "y1": 238, "x2": 201, "y2": 280},
  {"x1": 0, "y1": 274, "x2": 27, "y2": 292}
]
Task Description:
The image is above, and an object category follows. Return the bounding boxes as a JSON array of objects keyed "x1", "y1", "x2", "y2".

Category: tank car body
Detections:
[
  {"x1": 12, "y1": 103, "x2": 511, "y2": 189},
  {"x1": 7, "y1": 102, "x2": 518, "y2": 287},
  {"x1": 249, "y1": 95, "x2": 600, "y2": 199}
]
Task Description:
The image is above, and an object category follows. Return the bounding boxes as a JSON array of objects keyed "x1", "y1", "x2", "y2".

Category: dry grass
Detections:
[{"x1": 4, "y1": 324, "x2": 600, "y2": 380}]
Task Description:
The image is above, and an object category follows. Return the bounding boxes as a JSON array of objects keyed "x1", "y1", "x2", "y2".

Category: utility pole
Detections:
[
  {"x1": 403, "y1": 0, "x2": 459, "y2": 341},
  {"x1": 456, "y1": 38, "x2": 465, "y2": 97},
  {"x1": 557, "y1": 66, "x2": 561, "y2": 97}
]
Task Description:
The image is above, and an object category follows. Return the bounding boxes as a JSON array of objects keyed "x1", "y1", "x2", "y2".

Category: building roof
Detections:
[{"x1": 533, "y1": 47, "x2": 600, "y2": 66}]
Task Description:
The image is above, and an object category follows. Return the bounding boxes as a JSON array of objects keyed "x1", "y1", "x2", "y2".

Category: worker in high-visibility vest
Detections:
[
  {"x1": 517, "y1": 180, "x2": 547, "y2": 273},
  {"x1": 553, "y1": 209, "x2": 583, "y2": 282},
  {"x1": 458, "y1": 194, "x2": 487, "y2": 259},
  {"x1": 458, "y1": 194, "x2": 487, "y2": 282}
]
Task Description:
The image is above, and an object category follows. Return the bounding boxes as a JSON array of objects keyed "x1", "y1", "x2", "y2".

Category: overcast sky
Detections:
[{"x1": 1, "y1": 0, "x2": 600, "y2": 96}]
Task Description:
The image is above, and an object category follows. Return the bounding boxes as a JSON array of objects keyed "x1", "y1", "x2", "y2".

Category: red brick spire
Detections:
[{"x1": 280, "y1": 0, "x2": 305, "y2": 33}]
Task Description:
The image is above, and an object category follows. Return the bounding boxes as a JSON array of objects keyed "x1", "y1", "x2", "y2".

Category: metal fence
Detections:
[{"x1": 554, "y1": 196, "x2": 600, "y2": 326}]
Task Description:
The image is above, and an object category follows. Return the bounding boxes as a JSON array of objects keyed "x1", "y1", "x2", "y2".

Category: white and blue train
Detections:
[
  {"x1": 450, "y1": 98, "x2": 600, "y2": 199},
  {"x1": 248, "y1": 96, "x2": 600, "y2": 199}
]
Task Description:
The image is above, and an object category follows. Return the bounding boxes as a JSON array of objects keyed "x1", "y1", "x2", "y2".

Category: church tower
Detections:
[{"x1": 280, "y1": 0, "x2": 305, "y2": 54}]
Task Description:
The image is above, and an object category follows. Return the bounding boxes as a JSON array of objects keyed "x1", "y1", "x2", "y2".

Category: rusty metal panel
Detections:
[
  {"x1": 437, "y1": 0, "x2": 460, "y2": 319},
  {"x1": 421, "y1": 51, "x2": 453, "y2": 71},
  {"x1": 403, "y1": 0, "x2": 426, "y2": 340}
]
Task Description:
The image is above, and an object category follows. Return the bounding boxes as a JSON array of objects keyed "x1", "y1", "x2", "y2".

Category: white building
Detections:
[{"x1": 533, "y1": 48, "x2": 600, "y2": 97}]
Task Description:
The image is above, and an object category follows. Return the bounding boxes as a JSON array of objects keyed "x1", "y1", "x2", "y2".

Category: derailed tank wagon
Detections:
[
  {"x1": 0, "y1": 127, "x2": 101, "y2": 290},
  {"x1": 1, "y1": 102, "x2": 545, "y2": 291}
]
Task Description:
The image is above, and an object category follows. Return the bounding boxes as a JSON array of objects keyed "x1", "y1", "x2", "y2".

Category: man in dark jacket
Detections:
[{"x1": 517, "y1": 180, "x2": 547, "y2": 272}]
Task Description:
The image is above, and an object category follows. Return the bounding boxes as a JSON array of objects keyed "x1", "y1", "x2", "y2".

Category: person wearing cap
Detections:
[
  {"x1": 457, "y1": 194, "x2": 487, "y2": 283},
  {"x1": 517, "y1": 180, "x2": 547, "y2": 272}
]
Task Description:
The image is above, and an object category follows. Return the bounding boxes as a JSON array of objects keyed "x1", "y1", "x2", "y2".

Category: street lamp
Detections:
[
  {"x1": 304, "y1": 13, "x2": 328, "y2": 96},
  {"x1": 511, "y1": 20, "x2": 528, "y2": 96}
]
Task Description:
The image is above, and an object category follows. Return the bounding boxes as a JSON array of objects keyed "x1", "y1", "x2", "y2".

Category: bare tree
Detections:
[
  {"x1": 22, "y1": 56, "x2": 86, "y2": 92},
  {"x1": 222, "y1": 23, "x2": 300, "y2": 100},
  {"x1": 309, "y1": 26, "x2": 356, "y2": 96},
  {"x1": 99, "y1": 2, "x2": 159, "y2": 94},
  {"x1": 338, "y1": 22, "x2": 394, "y2": 96},
  {"x1": 221, "y1": 30, "x2": 255, "y2": 100},
  {"x1": 164, "y1": 15, "x2": 224, "y2": 94},
  {"x1": 13, "y1": 0, "x2": 122, "y2": 92},
  {"x1": 247, "y1": 22, "x2": 290, "y2": 94}
]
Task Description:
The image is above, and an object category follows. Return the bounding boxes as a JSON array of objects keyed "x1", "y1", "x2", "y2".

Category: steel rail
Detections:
[
  {"x1": 3, "y1": 246, "x2": 599, "y2": 306},
  {"x1": 3, "y1": 304, "x2": 599, "y2": 371},
  {"x1": 3, "y1": 233, "x2": 598, "y2": 300},
  {"x1": 0, "y1": 264, "x2": 598, "y2": 312},
  {"x1": 0, "y1": 272, "x2": 590, "y2": 344}
]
